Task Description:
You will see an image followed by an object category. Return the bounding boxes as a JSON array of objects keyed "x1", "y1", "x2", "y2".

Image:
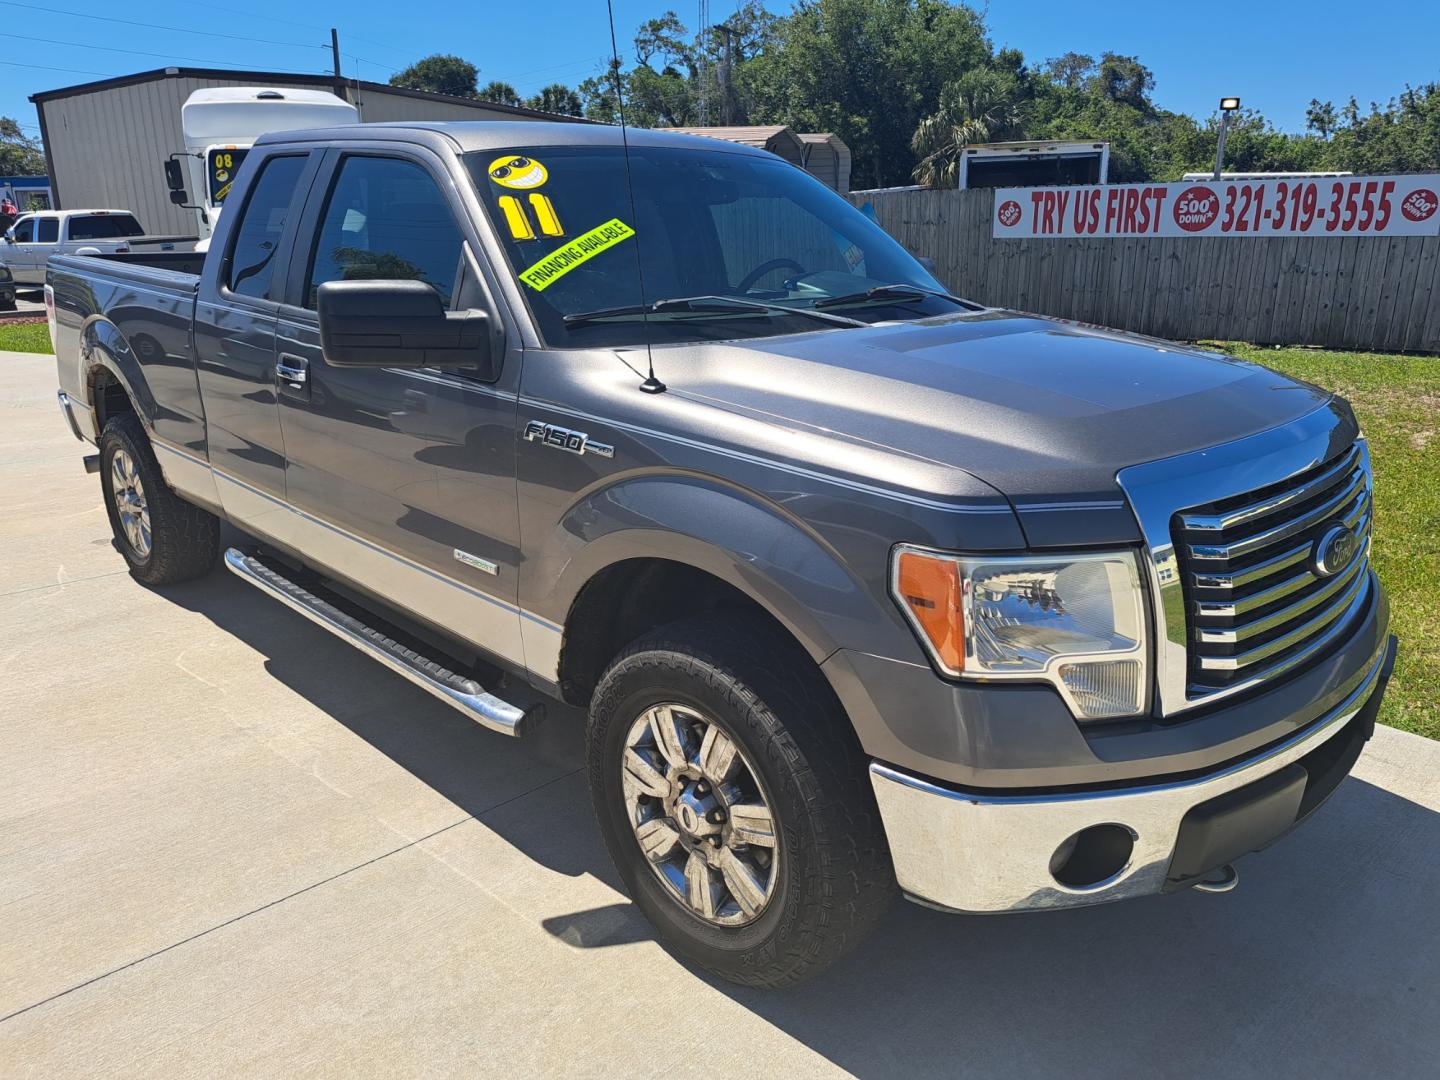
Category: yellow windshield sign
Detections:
[
  {"x1": 518, "y1": 218, "x2": 634, "y2": 291},
  {"x1": 206, "y1": 147, "x2": 249, "y2": 206}
]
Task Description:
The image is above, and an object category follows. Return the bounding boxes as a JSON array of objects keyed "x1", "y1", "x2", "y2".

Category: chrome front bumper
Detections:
[{"x1": 869, "y1": 633, "x2": 1394, "y2": 914}]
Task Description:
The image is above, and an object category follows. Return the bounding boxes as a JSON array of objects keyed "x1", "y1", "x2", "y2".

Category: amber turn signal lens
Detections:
[{"x1": 896, "y1": 551, "x2": 964, "y2": 672}]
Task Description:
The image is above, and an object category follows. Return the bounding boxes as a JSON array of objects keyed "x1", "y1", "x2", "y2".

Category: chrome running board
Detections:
[{"x1": 224, "y1": 547, "x2": 535, "y2": 737}]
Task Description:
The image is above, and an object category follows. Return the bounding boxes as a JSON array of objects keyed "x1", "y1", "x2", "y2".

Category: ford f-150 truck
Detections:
[{"x1": 48, "y1": 121, "x2": 1396, "y2": 987}]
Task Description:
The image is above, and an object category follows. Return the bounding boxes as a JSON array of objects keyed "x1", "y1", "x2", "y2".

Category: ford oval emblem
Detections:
[{"x1": 1311, "y1": 524, "x2": 1358, "y2": 578}]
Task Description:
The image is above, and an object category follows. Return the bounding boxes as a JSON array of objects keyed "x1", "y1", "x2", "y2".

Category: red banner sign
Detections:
[{"x1": 992, "y1": 175, "x2": 1440, "y2": 239}]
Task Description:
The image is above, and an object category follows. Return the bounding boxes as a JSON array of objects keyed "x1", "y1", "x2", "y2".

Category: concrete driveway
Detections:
[{"x1": 2, "y1": 348, "x2": 1438, "y2": 1078}]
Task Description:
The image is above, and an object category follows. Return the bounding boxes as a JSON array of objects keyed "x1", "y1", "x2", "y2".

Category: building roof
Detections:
[
  {"x1": 29, "y1": 66, "x2": 590, "y2": 125},
  {"x1": 662, "y1": 125, "x2": 794, "y2": 148},
  {"x1": 661, "y1": 125, "x2": 852, "y2": 161}
]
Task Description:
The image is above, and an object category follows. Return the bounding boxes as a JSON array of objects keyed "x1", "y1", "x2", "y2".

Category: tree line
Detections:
[
  {"x1": 0, "y1": 118, "x2": 46, "y2": 179},
  {"x1": 8, "y1": 0, "x2": 1424, "y2": 190},
  {"x1": 388, "y1": 0, "x2": 1440, "y2": 191}
]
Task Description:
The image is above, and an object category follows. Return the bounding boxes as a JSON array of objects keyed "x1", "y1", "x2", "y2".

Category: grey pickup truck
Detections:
[{"x1": 48, "y1": 121, "x2": 1396, "y2": 987}]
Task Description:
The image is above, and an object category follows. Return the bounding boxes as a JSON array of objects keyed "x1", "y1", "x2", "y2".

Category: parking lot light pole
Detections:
[{"x1": 1213, "y1": 96, "x2": 1241, "y2": 180}]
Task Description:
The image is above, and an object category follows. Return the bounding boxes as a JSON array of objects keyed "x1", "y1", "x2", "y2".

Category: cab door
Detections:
[
  {"x1": 192, "y1": 151, "x2": 321, "y2": 545},
  {"x1": 26, "y1": 214, "x2": 60, "y2": 283},
  {"x1": 6, "y1": 215, "x2": 40, "y2": 283},
  {"x1": 271, "y1": 148, "x2": 527, "y2": 671}
]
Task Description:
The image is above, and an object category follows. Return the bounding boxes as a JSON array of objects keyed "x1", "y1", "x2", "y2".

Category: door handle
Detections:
[{"x1": 276, "y1": 354, "x2": 308, "y2": 386}]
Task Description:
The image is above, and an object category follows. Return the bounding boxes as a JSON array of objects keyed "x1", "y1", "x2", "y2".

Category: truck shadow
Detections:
[
  {"x1": 152, "y1": 540, "x2": 596, "y2": 882},
  {"x1": 153, "y1": 552, "x2": 1440, "y2": 1078},
  {"x1": 544, "y1": 776, "x2": 1440, "y2": 1078}
]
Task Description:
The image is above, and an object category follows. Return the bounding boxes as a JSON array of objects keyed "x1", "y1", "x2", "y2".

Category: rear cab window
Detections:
[
  {"x1": 36, "y1": 217, "x2": 58, "y2": 243},
  {"x1": 69, "y1": 214, "x2": 144, "y2": 241},
  {"x1": 224, "y1": 154, "x2": 308, "y2": 300}
]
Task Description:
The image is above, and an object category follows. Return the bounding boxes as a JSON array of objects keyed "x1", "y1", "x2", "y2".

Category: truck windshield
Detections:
[{"x1": 467, "y1": 145, "x2": 965, "y2": 346}]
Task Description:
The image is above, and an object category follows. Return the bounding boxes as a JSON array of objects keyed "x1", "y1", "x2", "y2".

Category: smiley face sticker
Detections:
[
  {"x1": 489, "y1": 154, "x2": 565, "y2": 240},
  {"x1": 488, "y1": 155, "x2": 549, "y2": 190}
]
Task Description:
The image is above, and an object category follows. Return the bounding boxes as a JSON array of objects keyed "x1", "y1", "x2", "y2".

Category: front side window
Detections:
[
  {"x1": 226, "y1": 154, "x2": 307, "y2": 300},
  {"x1": 467, "y1": 144, "x2": 959, "y2": 347},
  {"x1": 11, "y1": 217, "x2": 33, "y2": 243},
  {"x1": 69, "y1": 214, "x2": 144, "y2": 240},
  {"x1": 305, "y1": 156, "x2": 464, "y2": 309},
  {"x1": 36, "y1": 217, "x2": 58, "y2": 243}
]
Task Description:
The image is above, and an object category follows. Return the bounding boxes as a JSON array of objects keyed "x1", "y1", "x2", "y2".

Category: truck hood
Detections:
[{"x1": 662, "y1": 311, "x2": 1334, "y2": 544}]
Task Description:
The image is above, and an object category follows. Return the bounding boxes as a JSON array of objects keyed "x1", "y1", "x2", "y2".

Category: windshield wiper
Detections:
[
  {"x1": 563, "y1": 294, "x2": 867, "y2": 329},
  {"x1": 813, "y1": 283, "x2": 981, "y2": 311}
]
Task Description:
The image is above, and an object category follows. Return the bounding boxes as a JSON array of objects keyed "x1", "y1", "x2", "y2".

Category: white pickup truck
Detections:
[{"x1": 1, "y1": 210, "x2": 194, "y2": 286}]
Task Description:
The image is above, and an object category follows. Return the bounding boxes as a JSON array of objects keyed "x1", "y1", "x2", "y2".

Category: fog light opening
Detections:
[{"x1": 1050, "y1": 823, "x2": 1136, "y2": 889}]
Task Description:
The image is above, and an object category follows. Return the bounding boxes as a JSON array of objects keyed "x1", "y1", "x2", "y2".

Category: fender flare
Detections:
[
  {"x1": 80, "y1": 316, "x2": 159, "y2": 431},
  {"x1": 531, "y1": 471, "x2": 899, "y2": 670}
]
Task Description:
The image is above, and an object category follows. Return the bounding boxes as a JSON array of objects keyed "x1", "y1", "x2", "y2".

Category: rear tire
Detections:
[
  {"x1": 587, "y1": 614, "x2": 895, "y2": 987},
  {"x1": 99, "y1": 413, "x2": 219, "y2": 585}
]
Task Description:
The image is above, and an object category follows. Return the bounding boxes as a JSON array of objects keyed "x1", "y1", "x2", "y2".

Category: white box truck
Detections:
[{"x1": 165, "y1": 87, "x2": 359, "y2": 249}]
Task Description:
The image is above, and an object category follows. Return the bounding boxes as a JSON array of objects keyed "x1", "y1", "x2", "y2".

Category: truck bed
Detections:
[
  {"x1": 83, "y1": 249, "x2": 206, "y2": 277},
  {"x1": 48, "y1": 252, "x2": 203, "y2": 454}
]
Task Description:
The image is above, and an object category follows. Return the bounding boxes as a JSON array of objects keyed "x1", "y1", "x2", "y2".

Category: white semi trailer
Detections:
[{"x1": 165, "y1": 87, "x2": 359, "y2": 249}]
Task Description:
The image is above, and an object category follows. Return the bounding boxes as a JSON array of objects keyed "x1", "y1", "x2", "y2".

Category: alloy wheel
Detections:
[
  {"x1": 111, "y1": 449, "x2": 151, "y2": 559},
  {"x1": 621, "y1": 703, "x2": 779, "y2": 926}
]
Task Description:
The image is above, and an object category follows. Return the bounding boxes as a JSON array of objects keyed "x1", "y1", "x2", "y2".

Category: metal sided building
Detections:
[{"x1": 30, "y1": 67, "x2": 587, "y2": 236}]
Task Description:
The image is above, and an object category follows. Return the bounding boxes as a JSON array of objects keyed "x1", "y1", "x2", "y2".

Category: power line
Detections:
[
  {"x1": 343, "y1": 53, "x2": 396, "y2": 75},
  {"x1": 4, "y1": 31, "x2": 293, "y2": 69},
  {"x1": 496, "y1": 55, "x2": 612, "y2": 83},
  {"x1": 0, "y1": 1, "x2": 330, "y2": 50},
  {"x1": 0, "y1": 57, "x2": 114, "y2": 78},
  {"x1": 177, "y1": 1, "x2": 415, "y2": 60}
]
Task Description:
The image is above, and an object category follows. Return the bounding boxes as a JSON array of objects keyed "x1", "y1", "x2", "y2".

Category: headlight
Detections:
[{"x1": 891, "y1": 546, "x2": 1149, "y2": 720}]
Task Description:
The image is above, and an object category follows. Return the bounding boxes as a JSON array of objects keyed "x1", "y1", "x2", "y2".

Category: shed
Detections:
[
  {"x1": 659, "y1": 126, "x2": 851, "y2": 192},
  {"x1": 30, "y1": 67, "x2": 587, "y2": 236},
  {"x1": 796, "y1": 133, "x2": 852, "y2": 194}
]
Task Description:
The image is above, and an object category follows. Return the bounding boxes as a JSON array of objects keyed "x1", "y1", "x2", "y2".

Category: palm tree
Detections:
[{"x1": 912, "y1": 69, "x2": 1027, "y2": 188}]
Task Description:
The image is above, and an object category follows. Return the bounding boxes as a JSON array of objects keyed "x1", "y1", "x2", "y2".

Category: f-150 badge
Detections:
[{"x1": 523, "y1": 420, "x2": 614, "y2": 459}]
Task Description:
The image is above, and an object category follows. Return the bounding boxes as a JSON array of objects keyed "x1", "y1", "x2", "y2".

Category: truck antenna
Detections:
[{"x1": 606, "y1": 0, "x2": 665, "y2": 394}]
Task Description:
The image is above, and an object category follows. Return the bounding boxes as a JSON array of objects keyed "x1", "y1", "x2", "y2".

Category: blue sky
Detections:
[{"x1": 3, "y1": 0, "x2": 1437, "y2": 146}]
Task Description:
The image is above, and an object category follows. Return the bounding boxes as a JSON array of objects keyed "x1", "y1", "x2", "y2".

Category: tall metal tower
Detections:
[{"x1": 697, "y1": 0, "x2": 711, "y2": 125}]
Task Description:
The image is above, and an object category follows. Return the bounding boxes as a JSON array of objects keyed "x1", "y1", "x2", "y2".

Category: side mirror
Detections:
[
  {"x1": 317, "y1": 280, "x2": 493, "y2": 371},
  {"x1": 163, "y1": 159, "x2": 186, "y2": 191},
  {"x1": 915, "y1": 255, "x2": 939, "y2": 276},
  {"x1": 3, "y1": 231, "x2": 12, "y2": 243},
  {"x1": 168, "y1": 189, "x2": 190, "y2": 206}
]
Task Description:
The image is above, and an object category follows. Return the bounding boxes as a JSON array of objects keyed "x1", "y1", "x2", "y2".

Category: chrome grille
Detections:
[{"x1": 1171, "y1": 442, "x2": 1373, "y2": 696}]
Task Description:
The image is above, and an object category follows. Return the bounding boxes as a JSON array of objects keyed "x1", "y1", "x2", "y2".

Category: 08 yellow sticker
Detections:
[{"x1": 519, "y1": 218, "x2": 635, "y2": 291}]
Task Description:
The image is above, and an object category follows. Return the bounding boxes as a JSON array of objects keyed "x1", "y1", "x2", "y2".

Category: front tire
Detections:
[
  {"x1": 99, "y1": 413, "x2": 219, "y2": 584},
  {"x1": 587, "y1": 615, "x2": 895, "y2": 987}
]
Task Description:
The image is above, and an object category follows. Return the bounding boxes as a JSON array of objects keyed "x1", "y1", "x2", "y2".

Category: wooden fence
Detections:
[{"x1": 848, "y1": 187, "x2": 1440, "y2": 353}]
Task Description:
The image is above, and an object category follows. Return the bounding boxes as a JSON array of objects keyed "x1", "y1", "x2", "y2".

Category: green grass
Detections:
[
  {"x1": 1216, "y1": 344, "x2": 1440, "y2": 741},
  {"x1": 0, "y1": 320, "x2": 53, "y2": 354}
]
